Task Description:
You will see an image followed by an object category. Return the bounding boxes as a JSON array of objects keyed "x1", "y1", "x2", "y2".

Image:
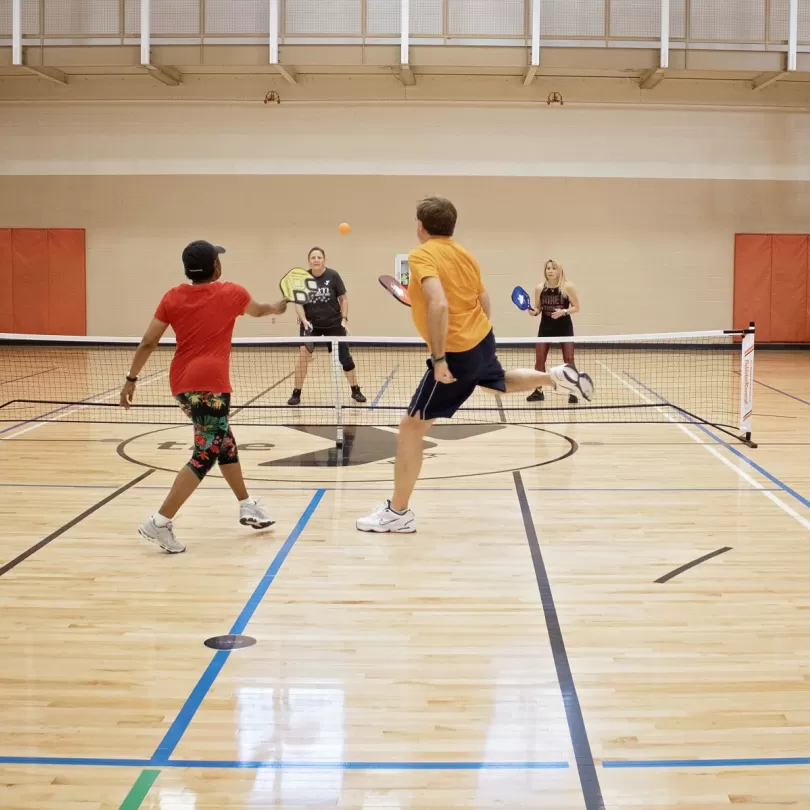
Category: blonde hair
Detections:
[{"x1": 542, "y1": 259, "x2": 570, "y2": 298}]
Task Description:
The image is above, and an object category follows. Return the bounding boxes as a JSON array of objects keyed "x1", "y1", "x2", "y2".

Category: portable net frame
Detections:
[{"x1": 0, "y1": 328, "x2": 756, "y2": 446}]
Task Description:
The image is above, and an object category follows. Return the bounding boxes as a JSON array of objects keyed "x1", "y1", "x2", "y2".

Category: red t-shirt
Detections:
[{"x1": 155, "y1": 281, "x2": 251, "y2": 396}]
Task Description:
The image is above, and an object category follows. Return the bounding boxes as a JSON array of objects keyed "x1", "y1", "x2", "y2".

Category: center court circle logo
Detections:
[{"x1": 118, "y1": 423, "x2": 576, "y2": 484}]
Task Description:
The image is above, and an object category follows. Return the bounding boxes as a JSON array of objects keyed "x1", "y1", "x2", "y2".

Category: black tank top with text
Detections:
[{"x1": 540, "y1": 286, "x2": 570, "y2": 318}]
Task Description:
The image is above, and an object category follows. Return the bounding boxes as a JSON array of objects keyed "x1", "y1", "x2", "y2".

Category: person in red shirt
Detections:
[{"x1": 120, "y1": 240, "x2": 288, "y2": 553}]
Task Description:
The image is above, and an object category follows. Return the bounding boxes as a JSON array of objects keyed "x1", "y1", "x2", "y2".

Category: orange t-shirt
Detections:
[
  {"x1": 407, "y1": 237, "x2": 491, "y2": 353},
  {"x1": 155, "y1": 281, "x2": 251, "y2": 396}
]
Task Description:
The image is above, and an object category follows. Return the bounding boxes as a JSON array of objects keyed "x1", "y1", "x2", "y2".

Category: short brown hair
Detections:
[{"x1": 416, "y1": 197, "x2": 457, "y2": 237}]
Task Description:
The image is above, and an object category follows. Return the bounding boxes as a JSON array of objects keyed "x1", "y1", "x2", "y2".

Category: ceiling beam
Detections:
[
  {"x1": 396, "y1": 65, "x2": 416, "y2": 86},
  {"x1": 275, "y1": 64, "x2": 298, "y2": 85},
  {"x1": 639, "y1": 68, "x2": 664, "y2": 90},
  {"x1": 23, "y1": 65, "x2": 68, "y2": 85},
  {"x1": 145, "y1": 65, "x2": 182, "y2": 86},
  {"x1": 752, "y1": 71, "x2": 786, "y2": 91}
]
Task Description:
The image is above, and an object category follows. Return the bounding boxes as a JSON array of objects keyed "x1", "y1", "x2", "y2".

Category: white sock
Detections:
[
  {"x1": 388, "y1": 500, "x2": 407, "y2": 515},
  {"x1": 239, "y1": 497, "x2": 254, "y2": 506},
  {"x1": 153, "y1": 513, "x2": 171, "y2": 527}
]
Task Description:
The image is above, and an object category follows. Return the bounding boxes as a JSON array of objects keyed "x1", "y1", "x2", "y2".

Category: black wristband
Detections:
[
  {"x1": 431, "y1": 355, "x2": 446, "y2": 364},
  {"x1": 126, "y1": 375, "x2": 138, "y2": 383}
]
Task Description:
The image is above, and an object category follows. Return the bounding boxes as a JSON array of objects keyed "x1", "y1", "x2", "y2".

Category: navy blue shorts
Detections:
[{"x1": 408, "y1": 330, "x2": 506, "y2": 420}]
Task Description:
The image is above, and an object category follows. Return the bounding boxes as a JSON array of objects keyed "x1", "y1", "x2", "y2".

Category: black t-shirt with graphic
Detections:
[{"x1": 301, "y1": 268, "x2": 346, "y2": 328}]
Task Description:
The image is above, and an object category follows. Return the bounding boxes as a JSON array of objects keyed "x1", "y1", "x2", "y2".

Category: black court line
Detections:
[
  {"x1": 3, "y1": 438, "x2": 128, "y2": 443},
  {"x1": 230, "y1": 372, "x2": 294, "y2": 418},
  {"x1": 498, "y1": 399, "x2": 601, "y2": 807},
  {"x1": 513, "y1": 471, "x2": 604, "y2": 809},
  {"x1": 0, "y1": 470, "x2": 154, "y2": 578},
  {"x1": 655, "y1": 547, "x2": 733, "y2": 584},
  {"x1": 0, "y1": 368, "x2": 57, "y2": 387},
  {"x1": 494, "y1": 394, "x2": 507, "y2": 423}
]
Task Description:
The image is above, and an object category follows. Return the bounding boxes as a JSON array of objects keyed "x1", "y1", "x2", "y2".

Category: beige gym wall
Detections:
[
  {"x1": 0, "y1": 174, "x2": 808, "y2": 338},
  {"x1": 1, "y1": 102, "x2": 809, "y2": 339}
]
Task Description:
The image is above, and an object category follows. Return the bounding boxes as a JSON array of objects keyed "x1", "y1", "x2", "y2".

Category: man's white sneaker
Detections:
[
  {"x1": 239, "y1": 499, "x2": 275, "y2": 530},
  {"x1": 549, "y1": 364, "x2": 595, "y2": 402},
  {"x1": 139, "y1": 516, "x2": 186, "y2": 554},
  {"x1": 356, "y1": 500, "x2": 416, "y2": 533}
]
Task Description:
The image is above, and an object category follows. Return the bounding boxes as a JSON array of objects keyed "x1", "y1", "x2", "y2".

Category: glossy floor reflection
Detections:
[{"x1": 3, "y1": 352, "x2": 810, "y2": 808}]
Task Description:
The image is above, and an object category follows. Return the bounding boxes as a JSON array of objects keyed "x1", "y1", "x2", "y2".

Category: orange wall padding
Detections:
[
  {"x1": 734, "y1": 234, "x2": 772, "y2": 339},
  {"x1": 734, "y1": 233, "x2": 810, "y2": 342},
  {"x1": 12, "y1": 229, "x2": 50, "y2": 335},
  {"x1": 0, "y1": 230, "x2": 12, "y2": 333},
  {"x1": 771, "y1": 236, "x2": 808, "y2": 342},
  {"x1": 3, "y1": 228, "x2": 86, "y2": 336},
  {"x1": 47, "y1": 229, "x2": 87, "y2": 336}
]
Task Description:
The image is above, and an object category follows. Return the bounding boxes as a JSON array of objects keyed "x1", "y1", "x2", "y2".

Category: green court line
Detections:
[{"x1": 118, "y1": 768, "x2": 160, "y2": 810}]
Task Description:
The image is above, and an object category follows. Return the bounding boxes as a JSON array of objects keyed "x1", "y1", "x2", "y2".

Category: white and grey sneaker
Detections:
[
  {"x1": 356, "y1": 500, "x2": 416, "y2": 533},
  {"x1": 239, "y1": 499, "x2": 275, "y2": 530},
  {"x1": 139, "y1": 516, "x2": 186, "y2": 554},
  {"x1": 549, "y1": 364, "x2": 595, "y2": 402}
]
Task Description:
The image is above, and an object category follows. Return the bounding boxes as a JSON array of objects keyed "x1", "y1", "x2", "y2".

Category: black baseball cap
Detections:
[{"x1": 182, "y1": 240, "x2": 226, "y2": 275}]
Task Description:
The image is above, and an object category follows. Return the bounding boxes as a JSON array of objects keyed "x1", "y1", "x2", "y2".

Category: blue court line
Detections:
[
  {"x1": 753, "y1": 377, "x2": 810, "y2": 408},
  {"x1": 172, "y1": 759, "x2": 567, "y2": 770},
  {"x1": 626, "y1": 373, "x2": 810, "y2": 513},
  {"x1": 526, "y1": 487, "x2": 783, "y2": 492},
  {"x1": 603, "y1": 756, "x2": 810, "y2": 768},
  {"x1": 0, "y1": 755, "x2": 568, "y2": 770},
  {"x1": 6, "y1": 754, "x2": 810, "y2": 770},
  {"x1": 370, "y1": 365, "x2": 398, "y2": 409},
  {"x1": 149, "y1": 489, "x2": 325, "y2": 764}
]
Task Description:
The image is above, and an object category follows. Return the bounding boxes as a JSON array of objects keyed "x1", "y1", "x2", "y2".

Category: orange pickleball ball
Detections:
[{"x1": 338, "y1": 222, "x2": 351, "y2": 235}]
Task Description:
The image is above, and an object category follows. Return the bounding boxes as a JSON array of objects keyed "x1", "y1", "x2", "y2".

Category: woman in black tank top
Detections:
[{"x1": 527, "y1": 259, "x2": 580, "y2": 403}]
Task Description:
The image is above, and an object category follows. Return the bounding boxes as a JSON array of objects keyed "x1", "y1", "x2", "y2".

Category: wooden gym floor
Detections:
[{"x1": 2, "y1": 350, "x2": 810, "y2": 810}]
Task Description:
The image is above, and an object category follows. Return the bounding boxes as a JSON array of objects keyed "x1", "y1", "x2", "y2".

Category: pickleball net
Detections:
[{"x1": 0, "y1": 328, "x2": 756, "y2": 445}]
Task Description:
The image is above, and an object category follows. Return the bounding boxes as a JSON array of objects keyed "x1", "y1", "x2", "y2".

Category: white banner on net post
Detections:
[{"x1": 739, "y1": 328, "x2": 755, "y2": 436}]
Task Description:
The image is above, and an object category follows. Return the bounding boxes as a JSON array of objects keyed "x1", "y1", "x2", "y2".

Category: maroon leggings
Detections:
[{"x1": 535, "y1": 342, "x2": 575, "y2": 373}]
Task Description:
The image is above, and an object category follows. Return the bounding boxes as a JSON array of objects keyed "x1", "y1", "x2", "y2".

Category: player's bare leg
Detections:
[
  {"x1": 293, "y1": 346, "x2": 310, "y2": 389},
  {"x1": 289, "y1": 346, "x2": 311, "y2": 405},
  {"x1": 392, "y1": 414, "x2": 435, "y2": 512},
  {"x1": 220, "y1": 462, "x2": 275, "y2": 529},
  {"x1": 482, "y1": 366, "x2": 594, "y2": 400},
  {"x1": 139, "y1": 467, "x2": 200, "y2": 553},
  {"x1": 157, "y1": 467, "x2": 201, "y2": 520},
  {"x1": 356, "y1": 413, "x2": 431, "y2": 532},
  {"x1": 503, "y1": 369, "x2": 557, "y2": 393},
  {"x1": 220, "y1": 460, "x2": 249, "y2": 501}
]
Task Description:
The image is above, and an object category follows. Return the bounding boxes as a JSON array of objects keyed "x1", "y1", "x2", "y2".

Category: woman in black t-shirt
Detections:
[
  {"x1": 526, "y1": 258, "x2": 581, "y2": 404},
  {"x1": 287, "y1": 247, "x2": 366, "y2": 406}
]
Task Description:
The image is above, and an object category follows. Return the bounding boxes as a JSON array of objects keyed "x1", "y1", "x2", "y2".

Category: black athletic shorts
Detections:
[
  {"x1": 408, "y1": 330, "x2": 506, "y2": 420},
  {"x1": 300, "y1": 323, "x2": 353, "y2": 366},
  {"x1": 538, "y1": 315, "x2": 574, "y2": 338}
]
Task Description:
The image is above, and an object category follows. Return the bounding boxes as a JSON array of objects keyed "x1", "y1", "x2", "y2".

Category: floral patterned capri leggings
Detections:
[{"x1": 175, "y1": 392, "x2": 240, "y2": 480}]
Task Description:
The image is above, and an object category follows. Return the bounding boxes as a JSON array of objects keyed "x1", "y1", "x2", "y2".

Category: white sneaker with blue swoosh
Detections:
[{"x1": 356, "y1": 500, "x2": 416, "y2": 533}]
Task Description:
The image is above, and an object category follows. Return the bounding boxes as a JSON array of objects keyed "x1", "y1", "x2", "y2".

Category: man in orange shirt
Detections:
[
  {"x1": 120, "y1": 240, "x2": 288, "y2": 553},
  {"x1": 357, "y1": 198, "x2": 594, "y2": 533}
]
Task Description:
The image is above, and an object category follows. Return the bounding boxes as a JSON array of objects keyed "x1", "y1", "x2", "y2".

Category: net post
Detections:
[
  {"x1": 332, "y1": 338, "x2": 344, "y2": 447},
  {"x1": 738, "y1": 321, "x2": 756, "y2": 447}
]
